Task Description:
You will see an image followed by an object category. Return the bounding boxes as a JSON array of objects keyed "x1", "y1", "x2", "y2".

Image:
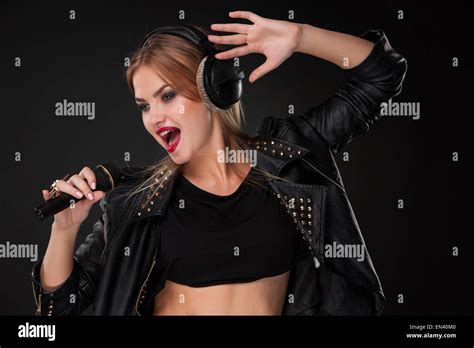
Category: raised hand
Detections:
[{"x1": 208, "y1": 11, "x2": 302, "y2": 83}]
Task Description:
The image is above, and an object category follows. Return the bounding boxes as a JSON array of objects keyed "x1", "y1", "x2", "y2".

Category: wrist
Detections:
[
  {"x1": 51, "y1": 222, "x2": 81, "y2": 238},
  {"x1": 294, "y1": 23, "x2": 307, "y2": 54}
]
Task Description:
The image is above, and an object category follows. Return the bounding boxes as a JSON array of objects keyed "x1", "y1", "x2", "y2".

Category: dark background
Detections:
[{"x1": 1, "y1": 0, "x2": 472, "y2": 315}]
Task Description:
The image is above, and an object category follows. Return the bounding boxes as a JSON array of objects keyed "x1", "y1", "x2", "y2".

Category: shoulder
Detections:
[{"x1": 257, "y1": 114, "x2": 313, "y2": 144}]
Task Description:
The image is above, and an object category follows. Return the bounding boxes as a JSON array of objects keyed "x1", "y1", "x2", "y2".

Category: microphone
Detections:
[{"x1": 34, "y1": 162, "x2": 122, "y2": 222}]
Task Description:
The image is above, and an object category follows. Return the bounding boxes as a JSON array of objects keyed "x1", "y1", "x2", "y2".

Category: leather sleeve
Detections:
[
  {"x1": 290, "y1": 29, "x2": 408, "y2": 154},
  {"x1": 31, "y1": 196, "x2": 109, "y2": 315}
]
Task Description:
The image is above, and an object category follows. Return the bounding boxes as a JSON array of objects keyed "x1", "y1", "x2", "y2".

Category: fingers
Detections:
[
  {"x1": 214, "y1": 45, "x2": 251, "y2": 60},
  {"x1": 42, "y1": 166, "x2": 99, "y2": 205},
  {"x1": 249, "y1": 59, "x2": 278, "y2": 83},
  {"x1": 67, "y1": 174, "x2": 95, "y2": 201},
  {"x1": 89, "y1": 190, "x2": 105, "y2": 203},
  {"x1": 210, "y1": 23, "x2": 250, "y2": 34},
  {"x1": 78, "y1": 166, "x2": 97, "y2": 190},
  {"x1": 42, "y1": 188, "x2": 104, "y2": 206},
  {"x1": 208, "y1": 34, "x2": 247, "y2": 46},
  {"x1": 51, "y1": 175, "x2": 89, "y2": 201},
  {"x1": 228, "y1": 10, "x2": 260, "y2": 23},
  {"x1": 42, "y1": 190, "x2": 51, "y2": 202}
]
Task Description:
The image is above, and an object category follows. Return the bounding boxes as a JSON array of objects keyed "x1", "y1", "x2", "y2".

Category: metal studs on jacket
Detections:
[
  {"x1": 246, "y1": 137, "x2": 307, "y2": 159},
  {"x1": 274, "y1": 192, "x2": 320, "y2": 268},
  {"x1": 136, "y1": 170, "x2": 173, "y2": 217}
]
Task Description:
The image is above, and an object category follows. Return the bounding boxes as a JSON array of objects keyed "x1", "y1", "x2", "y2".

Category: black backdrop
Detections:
[{"x1": 1, "y1": 0, "x2": 472, "y2": 316}]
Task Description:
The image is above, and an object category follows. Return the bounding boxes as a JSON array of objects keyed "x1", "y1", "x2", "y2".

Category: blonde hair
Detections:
[{"x1": 122, "y1": 24, "x2": 288, "y2": 205}]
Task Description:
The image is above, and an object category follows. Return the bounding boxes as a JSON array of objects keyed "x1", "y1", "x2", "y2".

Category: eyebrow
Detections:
[{"x1": 135, "y1": 84, "x2": 169, "y2": 102}]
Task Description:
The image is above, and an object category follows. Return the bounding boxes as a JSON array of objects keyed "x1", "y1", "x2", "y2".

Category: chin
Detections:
[
  {"x1": 168, "y1": 150, "x2": 191, "y2": 165},
  {"x1": 169, "y1": 156, "x2": 188, "y2": 165}
]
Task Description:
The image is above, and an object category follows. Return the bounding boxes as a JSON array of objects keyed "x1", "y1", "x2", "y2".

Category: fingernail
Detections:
[
  {"x1": 91, "y1": 182, "x2": 96, "y2": 190},
  {"x1": 88, "y1": 193, "x2": 94, "y2": 200},
  {"x1": 76, "y1": 191, "x2": 83, "y2": 198}
]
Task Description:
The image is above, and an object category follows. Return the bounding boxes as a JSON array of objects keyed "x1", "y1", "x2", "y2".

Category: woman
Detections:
[{"x1": 32, "y1": 11, "x2": 407, "y2": 316}]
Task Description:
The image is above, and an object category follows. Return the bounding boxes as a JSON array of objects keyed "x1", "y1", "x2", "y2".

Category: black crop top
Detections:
[{"x1": 155, "y1": 168, "x2": 310, "y2": 288}]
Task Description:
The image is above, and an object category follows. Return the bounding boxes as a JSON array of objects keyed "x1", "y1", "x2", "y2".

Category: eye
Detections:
[
  {"x1": 138, "y1": 104, "x2": 150, "y2": 112},
  {"x1": 162, "y1": 91, "x2": 176, "y2": 102}
]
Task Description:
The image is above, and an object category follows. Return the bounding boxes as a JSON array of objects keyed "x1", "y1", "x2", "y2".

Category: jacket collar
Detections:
[
  {"x1": 131, "y1": 135, "x2": 310, "y2": 222},
  {"x1": 244, "y1": 136, "x2": 309, "y2": 175},
  {"x1": 131, "y1": 168, "x2": 179, "y2": 222}
]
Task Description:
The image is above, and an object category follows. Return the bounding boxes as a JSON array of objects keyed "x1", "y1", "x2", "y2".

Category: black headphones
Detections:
[{"x1": 141, "y1": 23, "x2": 245, "y2": 111}]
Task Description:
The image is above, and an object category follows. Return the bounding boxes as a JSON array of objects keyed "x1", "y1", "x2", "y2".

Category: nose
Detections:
[{"x1": 144, "y1": 102, "x2": 166, "y2": 126}]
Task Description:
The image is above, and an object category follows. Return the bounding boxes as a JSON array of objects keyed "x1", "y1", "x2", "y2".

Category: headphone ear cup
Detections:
[
  {"x1": 196, "y1": 56, "x2": 221, "y2": 112},
  {"x1": 197, "y1": 52, "x2": 245, "y2": 111}
]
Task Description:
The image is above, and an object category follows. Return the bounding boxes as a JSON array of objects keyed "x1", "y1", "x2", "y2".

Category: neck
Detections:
[{"x1": 182, "y1": 118, "x2": 247, "y2": 186}]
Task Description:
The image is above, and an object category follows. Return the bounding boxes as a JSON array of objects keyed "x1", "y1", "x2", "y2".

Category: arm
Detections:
[
  {"x1": 39, "y1": 223, "x2": 80, "y2": 293},
  {"x1": 290, "y1": 25, "x2": 408, "y2": 153},
  {"x1": 208, "y1": 12, "x2": 407, "y2": 154},
  {"x1": 295, "y1": 24, "x2": 375, "y2": 69},
  {"x1": 31, "y1": 197, "x2": 108, "y2": 315}
]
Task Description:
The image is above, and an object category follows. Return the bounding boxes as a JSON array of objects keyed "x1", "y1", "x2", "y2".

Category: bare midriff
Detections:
[{"x1": 153, "y1": 270, "x2": 290, "y2": 315}]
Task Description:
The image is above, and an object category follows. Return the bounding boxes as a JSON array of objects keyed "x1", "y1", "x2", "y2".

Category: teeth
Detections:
[
  {"x1": 159, "y1": 128, "x2": 180, "y2": 137},
  {"x1": 158, "y1": 128, "x2": 180, "y2": 146}
]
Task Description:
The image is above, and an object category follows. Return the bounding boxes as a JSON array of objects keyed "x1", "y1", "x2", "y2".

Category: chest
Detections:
[{"x1": 158, "y1": 180, "x2": 299, "y2": 274}]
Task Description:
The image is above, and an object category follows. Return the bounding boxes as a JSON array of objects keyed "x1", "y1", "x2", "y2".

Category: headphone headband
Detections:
[{"x1": 141, "y1": 23, "x2": 215, "y2": 54}]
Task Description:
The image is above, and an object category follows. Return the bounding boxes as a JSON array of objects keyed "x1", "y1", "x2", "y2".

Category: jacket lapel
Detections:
[
  {"x1": 244, "y1": 136, "x2": 309, "y2": 176},
  {"x1": 245, "y1": 135, "x2": 328, "y2": 268},
  {"x1": 131, "y1": 169, "x2": 180, "y2": 222},
  {"x1": 266, "y1": 180, "x2": 327, "y2": 269}
]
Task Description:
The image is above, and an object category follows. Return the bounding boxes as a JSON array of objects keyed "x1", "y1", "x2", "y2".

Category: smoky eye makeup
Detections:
[
  {"x1": 136, "y1": 88, "x2": 177, "y2": 112},
  {"x1": 138, "y1": 104, "x2": 149, "y2": 112},
  {"x1": 162, "y1": 89, "x2": 176, "y2": 102}
]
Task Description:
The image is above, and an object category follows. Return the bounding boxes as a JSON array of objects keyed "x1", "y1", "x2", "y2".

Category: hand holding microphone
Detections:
[{"x1": 34, "y1": 163, "x2": 121, "y2": 229}]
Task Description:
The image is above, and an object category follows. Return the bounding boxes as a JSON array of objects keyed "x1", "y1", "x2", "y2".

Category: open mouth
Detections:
[{"x1": 156, "y1": 126, "x2": 181, "y2": 153}]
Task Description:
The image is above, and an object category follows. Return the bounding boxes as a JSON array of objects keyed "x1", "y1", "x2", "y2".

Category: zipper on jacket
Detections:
[
  {"x1": 31, "y1": 277, "x2": 41, "y2": 315},
  {"x1": 301, "y1": 157, "x2": 346, "y2": 193},
  {"x1": 135, "y1": 256, "x2": 156, "y2": 316}
]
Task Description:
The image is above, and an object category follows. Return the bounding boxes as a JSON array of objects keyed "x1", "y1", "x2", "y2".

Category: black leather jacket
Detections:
[{"x1": 31, "y1": 29, "x2": 407, "y2": 316}]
